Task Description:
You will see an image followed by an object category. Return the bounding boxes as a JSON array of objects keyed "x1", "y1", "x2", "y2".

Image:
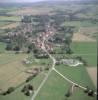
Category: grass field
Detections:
[
  {"x1": 0, "y1": 22, "x2": 12, "y2": 27},
  {"x1": 0, "y1": 72, "x2": 45, "y2": 100},
  {"x1": 8, "y1": 7, "x2": 53, "y2": 15},
  {"x1": 0, "y1": 42, "x2": 6, "y2": 53},
  {"x1": 0, "y1": 16, "x2": 21, "y2": 22},
  {"x1": 71, "y1": 42, "x2": 97, "y2": 66},
  {"x1": 0, "y1": 22, "x2": 20, "y2": 29},
  {"x1": 34, "y1": 66, "x2": 96, "y2": 100},
  {"x1": 63, "y1": 21, "x2": 98, "y2": 28},
  {"x1": 0, "y1": 53, "x2": 30, "y2": 91}
]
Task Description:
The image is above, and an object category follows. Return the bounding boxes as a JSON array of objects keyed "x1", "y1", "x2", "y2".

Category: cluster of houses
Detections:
[
  {"x1": 35, "y1": 24, "x2": 55, "y2": 52},
  {"x1": 23, "y1": 58, "x2": 33, "y2": 64}
]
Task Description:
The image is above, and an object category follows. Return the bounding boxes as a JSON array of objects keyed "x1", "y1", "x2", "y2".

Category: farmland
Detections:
[
  {"x1": 0, "y1": 16, "x2": 21, "y2": 22},
  {"x1": 0, "y1": 1, "x2": 97, "y2": 100},
  {"x1": 35, "y1": 66, "x2": 96, "y2": 100}
]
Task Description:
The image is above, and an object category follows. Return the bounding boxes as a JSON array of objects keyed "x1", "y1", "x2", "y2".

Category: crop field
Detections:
[
  {"x1": 0, "y1": 22, "x2": 20, "y2": 29},
  {"x1": 0, "y1": 42, "x2": 6, "y2": 53},
  {"x1": 0, "y1": 22, "x2": 12, "y2": 27},
  {"x1": 0, "y1": 73, "x2": 45, "y2": 100},
  {"x1": 71, "y1": 42, "x2": 97, "y2": 66},
  {"x1": 63, "y1": 21, "x2": 98, "y2": 28},
  {"x1": 0, "y1": 16, "x2": 21, "y2": 22},
  {"x1": 0, "y1": 53, "x2": 30, "y2": 91},
  {"x1": 8, "y1": 7, "x2": 53, "y2": 15}
]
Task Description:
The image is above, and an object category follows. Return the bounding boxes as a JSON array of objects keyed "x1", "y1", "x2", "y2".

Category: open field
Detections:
[
  {"x1": 34, "y1": 65, "x2": 96, "y2": 100},
  {"x1": 0, "y1": 53, "x2": 29, "y2": 91},
  {"x1": 72, "y1": 32, "x2": 96, "y2": 42},
  {"x1": 87, "y1": 67, "x2": 97, "y2": 87},
  {"x1": 0, "y1": 16, "x2": 21, "y2": 22},
  {"x1": 0, "y1": 22, "x2": 20, "y2": 29},
  {"x1": 0, "y1": 72, "x2": 45, "y2": 100},
  {"x1": 0, "y1": 42, "x2": 6, "y2": 53},
  {"x1": 71, "y1": 42, "x2": 97, "y2": 66},
  {"x1": 71, "y1": 42, "x2": 97, "y2": 55},
  {"x1": 0, "y1": 22, "x2": 12, "y2": 27},
  {"x1": 8, "y1": 7, "x2": 53, "y2": 15},
  {"x1": 63, "y1": 21, "x2": 98, "y2": 27},
  {"x1": 79, "y1": 27, "x2": 98, "y2": 39}
]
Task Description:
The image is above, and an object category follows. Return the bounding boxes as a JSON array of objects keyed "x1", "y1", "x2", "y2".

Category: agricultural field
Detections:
[
  {"x1": 0, "y1": 22, "x2": 12, "y2": 27},
  {"x1": 8, "y1": 7, "x2": 53, "y2": 15},
  {"x1": 0, "y1": 53, "x2": 28, "y2": 90},
  {"x1": 0, "y1": 16, "x2": 21, "y2": 22},
  {"x1": 0, "y1": 42, "x2": 6, "y2": 53},
  {"x1": 35, "y1": 66, "x2": 96, "y2": 100},
  {"x1": 0, "y1": 22, "x2": 20, "y2": 29}
]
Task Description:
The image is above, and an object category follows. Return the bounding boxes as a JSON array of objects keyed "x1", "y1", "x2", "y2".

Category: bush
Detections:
[
  {"x1": 6, "y1": 44, "x2": 12, "y2": 50},
  {"x1": 26, "y1": 76, "x2": 33, "y2": 82},
  {"x1": 21, "y1": 86, "x2": 27, "y2": 92},
  {"x1": 6, "y1": 87, "x2": 15, "y2": 94},
  {"x1": 45, "y1": 67, "x2": 49, "y2": 71},
  {"x1": 25, "y1": 91, "x2": 30, "y2": 96},
  {"x1": 28, "y1": 84, "x2": 34, "y2": 90},
  {"x1": 13, "y1": 46, "x2": 20, "y2": 51},
  {"x1": 88, "y1": 90, "x2": 94, "y2": 96},
  {"x1": 2, "y1": 92, "x2": 7, "y2": 96}
]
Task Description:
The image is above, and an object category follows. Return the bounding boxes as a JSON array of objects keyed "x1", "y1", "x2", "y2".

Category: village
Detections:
[{"x1": 0, "y1": 1, "x2": 97, "y2": 100}]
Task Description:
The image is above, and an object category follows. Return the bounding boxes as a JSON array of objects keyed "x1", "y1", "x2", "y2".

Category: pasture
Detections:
[
  {"x1": 0, "y1": 22, "x2": 20, "y2": 29},
  {"x1": 0, "y1": 53, "x2": 29, "y2": 91},
  {"x1": 0, "y1": 72, "x2": 45, "y2": 100},
  {"x1": 0, "y1": 42, "x2": 6, "y2": 53},
  {"x1": 71, "y1": 42, "x2": 97, "y2": 66},
  {"x1": 0, "y1": 16, "x2": 21, "y2": 22},
  {"x1": 34, "y1": 65, "x2": 96, "y2": 100}
]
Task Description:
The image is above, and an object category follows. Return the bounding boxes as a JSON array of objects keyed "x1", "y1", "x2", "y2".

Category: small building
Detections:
[{"x1": 61, "y1": 59, "x2": 83, "y2": 67}]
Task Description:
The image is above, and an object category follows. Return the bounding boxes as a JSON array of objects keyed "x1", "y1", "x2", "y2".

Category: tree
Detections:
[
  {"x1": 6, "y1": 87, "x2": 15, "y2": 94},
  {"x1": 28, "y1": 84, "x2": 34, "y2": 90},
  {"x1": 13, "y1": 46, "x2": 20, "y2": 51},
  {"x1": 65, "y1": 90, "x2": 71, "y2": 98},
  {"x1": 6, "y1": 43, "x2": 12, "y2": 50},
  {"x1": 25, "y1": 91, "x2": 30, "y2": 96},
  {"x1": 88, "y1": 90, "x2": 94, "y2": 97},
  {"x1": 4, "y1": 28, "x2": 11, "y2": 33}
]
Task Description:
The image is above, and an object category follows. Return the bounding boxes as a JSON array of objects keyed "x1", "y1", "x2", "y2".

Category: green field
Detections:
[
  {"x1": 0, "y1": 42, "x2": 6, "y2": 53},
  {"x1": 0, "y1": 53, "x2": 30, "y2": 90},
  {"x1": 71, "y1": 42, "x2": 97, "y2": 66},
  {"x1": 35, "y1": 66, "x2": 96, "y2": 100},
  {"x1": 63, "y1": 21, "x2": 98, "y2": 28},
  {"x1": 0, "y1": 22, "x2": 12, "y2": 27},
  {"x1": 0, "y1": 73, "x2": 45, "y2": 100},
  {"x1": 0, "y1": 16, "x2": 21, "y2": 22}
]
